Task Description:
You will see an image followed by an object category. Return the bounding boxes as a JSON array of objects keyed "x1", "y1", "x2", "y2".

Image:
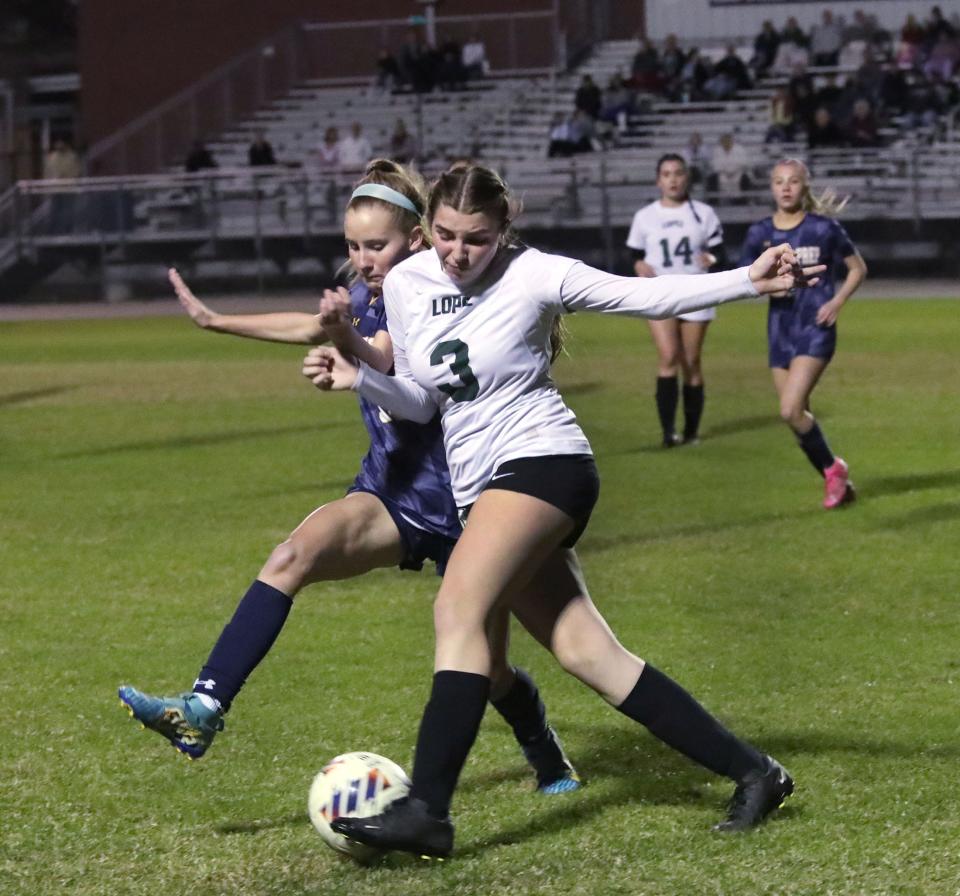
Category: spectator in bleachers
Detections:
[
  {"x1": 845, "y1": 9, "x2": 890, "y2": 58},
  {"x1": 879, "y1": 62, "x2": 910, "y2": 115},
  {"x1": 599, "y1": 72, "x2": 634, "y2": 130},
  {"x1": 709, "y1": 132, "x2": 749, "y2": 195},
  {"x1": 660, "y1": 34, "x2": 687, "y2": 95},
  {"x1": 897, "y1": 14, "x2": 926, "y2": 68},
  {"x1": 44, "y1": 135, "x2": 82, "y2": 233},
  {"x1": 923, "y1": 31, "x2": 960, "y2": 81},
  {"x1": 807, "y1": 106, "x2": 845, "y2": 148},
  {"x1": 845, "y1": 98, "x2": 880, "y2": 147},
  {"x1": 375, "y1": 48, "x2": 401, "y2": 92},
  {"x1": 781, "y1": 17, "x2": 809, "y2": 50},
  {"x1": 399, "y1": 28, "x2": 433, "y2": 93},
  {"x1": 462, "y1": 32, "x2": 489, "y2": 80},
  {"x1": 810, "y1": 10, "x2": 844, "y2": 67},
  {"x1": 389, "y1": 118, "x2": 417, "y2": 164},
  {"x1": 703, "y1": 44, "x2": 752, "y2": 100},
  {"x1": 764, "y1": 87, "x2": 795, "y2": 143},
  {"x1": 771, "y1": 30, "x2": 809, "y2": 75},
  {"x1": 569, "y1": 108, "x2": 596, "y2": 152},
  {"x1": 787, "y1": 68, "x2": 817, "y2": 130},
  {"x1": 248, "y1": 130, "x2": 276, "y2": 167},
  {"x1": 678, "y1": 48, "x2": 711, "y2": 102},
  {"x1": 925, "y1": 6, "x2": 956, "y2": 47},
  {"x1": 314, "y1": 126, "x2": 340, "y2": 173},
  {"x1": 185, "y1": 138, "x2": 217, "y2": 172},
  {"x1": 574, "y1": 74, "x2": 602, "y2": 119},
  {"x1": 436, "y1": 35, "x2": 466, "y2": 90},
  {"x1": 681, "y1": 131, "x2": 709, "y2": 187},
  {"x1": 813, "y1": 74, "x2": 843, "y2": 115},
  {"x1": 631, "y1": 37, "x2": 661, "y2": 92},
  {"x1": 750, "y1": 20, "x2": 780, "y2": 78},
  {"x1": 547, "y1": 112, "x2": 575, "y2": 158},
  {"x1": 337, "y1": 122, "x2": 373, "y2": 174}
]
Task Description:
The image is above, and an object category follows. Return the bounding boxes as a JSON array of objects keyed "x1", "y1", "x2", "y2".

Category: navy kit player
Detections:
[
  {"x1": 304, "y1": 164, "x2": 824, "y2": 857},
  {"x1": 118, "y1": 160, "x2": 580, "y2": 795},
  {"x1": 627, "y1": 154, "x2": 727, "y2": 446},
  {"x1": 740, "y1": 158, "x2": 866, "y2": 509}
]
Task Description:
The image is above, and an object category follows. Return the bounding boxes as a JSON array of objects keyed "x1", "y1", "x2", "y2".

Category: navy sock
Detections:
[
  {"x1": 682, "y1": 383, "x2": 705, "y2": 440},
  {"x1": 194, "y1": 580, "x2": 292, "y2": 712},
  {"x1": 490, "y1": 666, "x2": 547, "y2": 746},
  {"x1": 796, "y1": 421, "x2": 835, "y2": 476},
  {"x1": 655, "y1": 376, "x2": 679, "y2": 438},
  {"x1": 410, "y1": 671, "x2": 490, "y2": 818},
  {"x1": 616, "y1": 664, "x2": 765, "y2": 782}
]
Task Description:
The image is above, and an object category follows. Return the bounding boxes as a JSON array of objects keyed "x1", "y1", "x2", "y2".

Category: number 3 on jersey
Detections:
[
  {"x1": 659, "y1": 235, "x2": 693, "y2": 268},
  {"x1": 430, "y1": 338, "x2": 478, "y2": 402}
]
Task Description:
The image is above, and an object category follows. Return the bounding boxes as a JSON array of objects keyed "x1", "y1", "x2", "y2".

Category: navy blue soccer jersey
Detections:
[
  {"x1": 740, "y1": 213, "x2": 857, "y2": 368},
  {"x1": 346, "y1": 282, "x2": 462, "y2": 543}
]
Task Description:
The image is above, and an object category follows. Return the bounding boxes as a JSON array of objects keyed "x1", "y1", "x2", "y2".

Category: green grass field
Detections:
[{"x1": 2, "y1": 298, "x2": 959, "y2": 896}]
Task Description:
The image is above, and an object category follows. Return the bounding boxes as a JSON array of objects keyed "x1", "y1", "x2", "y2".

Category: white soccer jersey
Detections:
[
  {"x1": 353, "y1": 247, "x2": 755, "y2": 506},
  {"x1": 626, "y1": 199, "x2": 724, "y2": 277}
]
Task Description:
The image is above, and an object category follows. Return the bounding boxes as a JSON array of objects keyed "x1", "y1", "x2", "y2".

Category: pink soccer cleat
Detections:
[{"x1": 823, "y1": 458, "x2": 856, "y2": 509}]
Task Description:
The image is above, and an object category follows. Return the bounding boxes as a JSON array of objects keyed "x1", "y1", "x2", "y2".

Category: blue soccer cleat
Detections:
[
  {"x1": 118, "y1": 685, "x2": 223, "y2": 759},
  {"x1": 522, "y1": 725, "x2": 584, "y2": 795}
]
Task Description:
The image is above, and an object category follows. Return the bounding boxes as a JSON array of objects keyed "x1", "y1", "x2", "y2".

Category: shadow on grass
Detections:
[
  {"x1": 578, "y1": 506, "x2": 821, "y2": 554},
  {"x1": 56, "y1": 422, "x2": 343, "y2": 459},
  {"x1": 0, "y1": 385, "x2": 77, "y2": 406},
  {"x1": 872, "y1": 501, "x2": 960, "y2": 530},
  {"x1": 704, "y1": 413, "x2": 780, "y2": 439},
  {"x1": 863, "y1": 469, "x2": 960, "y2": 498},
  {"x1": 216, "y1": 813, "x2": 305, "y2": 835}
]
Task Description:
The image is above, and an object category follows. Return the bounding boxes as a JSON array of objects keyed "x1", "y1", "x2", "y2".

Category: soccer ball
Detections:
[{"x1": 307, "y1": 751, "x2": 411, "y2": 862}]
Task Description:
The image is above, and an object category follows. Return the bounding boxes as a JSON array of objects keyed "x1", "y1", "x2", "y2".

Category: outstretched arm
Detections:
[
  {"x1": 170, "y1": 268, "x2": 327, "y2": 344},
  {"x1": 560, "y1": 244, "x2": 824, "y2": 318}
]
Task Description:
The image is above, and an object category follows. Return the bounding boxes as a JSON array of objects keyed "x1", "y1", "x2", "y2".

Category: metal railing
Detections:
[{"x1": 2, "y1": 144, "x2": 955, "y2": 287}]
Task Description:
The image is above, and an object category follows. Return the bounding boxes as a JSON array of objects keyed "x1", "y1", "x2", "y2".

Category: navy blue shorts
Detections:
[
  {"x1": 348, "y1": 486, "x2": 456, "y2": 577},
  {"x1": 767, "y1": 298, "x2": 836, "y2": 369}
]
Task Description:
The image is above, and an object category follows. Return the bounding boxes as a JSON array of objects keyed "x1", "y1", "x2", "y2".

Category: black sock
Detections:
[
  {"x1": 682, "y1": 383, "x2": 705, "y2": 440},
  {"x1": 616, "y1": 664, "x2": 765, "y2": 782},
  {"x1": 410, "y1": 671, "x2": 490, "y2": 818},
  {"x1": 490, "y1": 666, "x2": 548, "y2": 745},
  {"x1": 796, "y1": 421, "x2": 835, "y2": 476},
  {"x1": 194, "y1": 580, "x2": 292, "y2": 712},
  {"x1": 655, "y1": 376, "x2": 679, "y2": 438}
]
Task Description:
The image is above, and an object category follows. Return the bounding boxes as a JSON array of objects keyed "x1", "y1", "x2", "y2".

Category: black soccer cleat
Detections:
[
  {"x1": 663, "y1": 432, "x2": 683, "y2": 448},
  {"x1": 330, "y1": 796, "x2": 454, "y2": 858},
  {"x1": 713, "y1": 755, "x2": 794, "y2": 832},
  {"x1": 521, "y1": 725, "x2": 582, "y2": 794}
]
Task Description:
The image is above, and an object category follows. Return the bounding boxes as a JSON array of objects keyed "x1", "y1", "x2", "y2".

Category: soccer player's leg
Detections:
[
  {"x1": 513, "y1": 549, "x2": 793, "y2": 831},
  {"x1": 332, "y1": 490, "x2": 577, "y2": 856},
  {"x1": 647, "y1": 318, "x2": 683, "y2": 446},
  {"x1": 487, "y1": 603, "x2": 581, "y2": 794},
  {"x1": 678, "y1": 318, "x2": 710, "y2": 443},
  {"x1": 119, "y1": 493, "x2": 404, "y2": 757}
]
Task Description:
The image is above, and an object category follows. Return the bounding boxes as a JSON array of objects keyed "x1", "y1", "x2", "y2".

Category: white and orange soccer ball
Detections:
[{"x1": 307, "y1": 751, "x2": 411, "y2": 862}]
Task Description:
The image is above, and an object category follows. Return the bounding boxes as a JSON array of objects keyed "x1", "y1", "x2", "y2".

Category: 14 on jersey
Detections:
[{"x1": 627, "y1": 200, "x2": 722, "y2": 277}]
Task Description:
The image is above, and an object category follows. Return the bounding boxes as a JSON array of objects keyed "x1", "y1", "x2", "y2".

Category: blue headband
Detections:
[{"x1": 349, "y1": 183, "x2": 420, "y2": 215}]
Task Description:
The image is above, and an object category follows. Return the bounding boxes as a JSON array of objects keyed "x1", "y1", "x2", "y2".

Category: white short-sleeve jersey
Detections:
[
  {"x1": 355, "y1": 246, "x2": 755, "y2": 506},
  {"x1": 626, "y1": 199, "x2": 724, "y2": 277}
]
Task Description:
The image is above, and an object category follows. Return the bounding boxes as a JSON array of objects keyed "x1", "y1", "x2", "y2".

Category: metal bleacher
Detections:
[{"x1": 1, "y1": 37, "x2": 958, "y2": 296}]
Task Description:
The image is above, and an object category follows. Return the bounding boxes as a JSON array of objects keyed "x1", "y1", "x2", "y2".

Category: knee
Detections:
[
  {"x1": 551, "y1": 625, "x2": 607, "y2": 685},
  {"x1": 260, "y1": 539, "x2": 314, "y2": 591},
  {"x1": 778, "y1": 400, "x2": 805, "y2": 428},
  {"x1": 433, "y1": 587, "x2": 480, "y2": 641}
]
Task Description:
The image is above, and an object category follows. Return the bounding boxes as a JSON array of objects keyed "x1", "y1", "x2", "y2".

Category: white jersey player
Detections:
[
  {"x1": 303, "y1": 164, "x2": 817, "y2": 858},
  {"x1": 626, "y1": 153, "x2": 727, "y2": 446}
]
